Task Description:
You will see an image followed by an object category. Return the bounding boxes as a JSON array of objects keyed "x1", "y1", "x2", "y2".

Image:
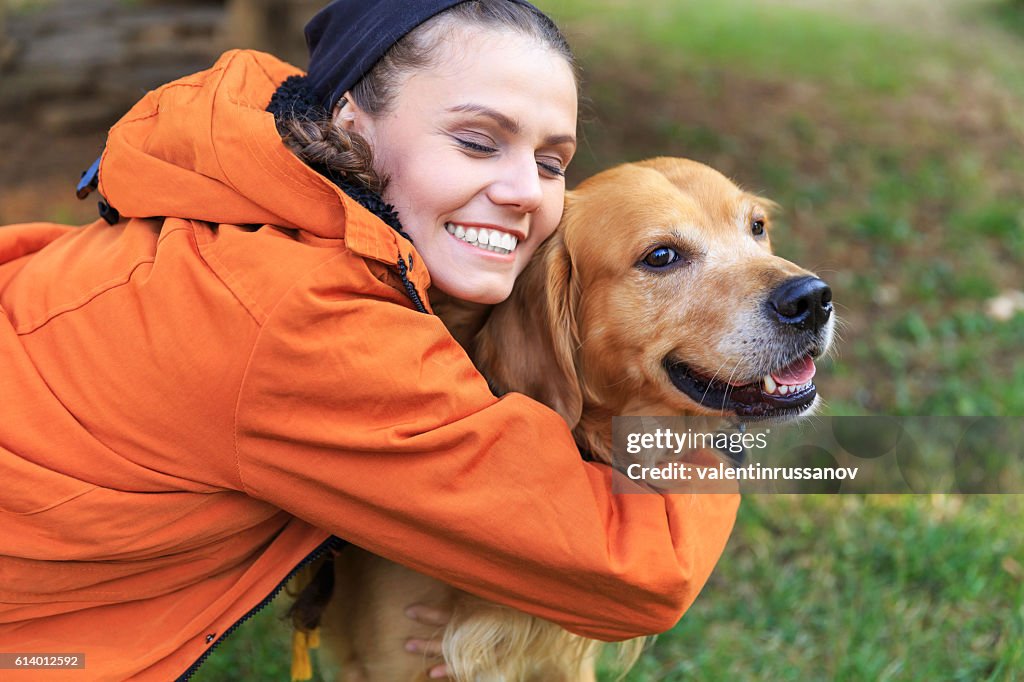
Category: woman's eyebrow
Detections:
[
  {"x1": 447, "y1": 103, "x2": 520, "y2": 133},
  {"x1": 446, "y1": 103, "x2": 577, "y2": 148}
]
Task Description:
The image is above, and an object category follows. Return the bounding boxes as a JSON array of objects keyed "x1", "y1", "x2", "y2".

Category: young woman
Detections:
[{"x1": 0, "y1": 1, "x2": 738, "y2": 679}]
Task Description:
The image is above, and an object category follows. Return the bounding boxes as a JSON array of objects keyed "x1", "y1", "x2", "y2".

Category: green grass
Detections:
[
  {"x1": 7, "y1": 0, "x2": 55, "y2": 13},
  {"x1": 606, "y1": 495, "x2": 1024, "y2": 681},
  {"x1": 979, "y1": 0, "x2": 1024, "y2": 39},
  {"x1": 190, "y1": 604, "x2": 295, "y2": 682},
  {"x1": 546, "y1": 0, "x2": 939, "y2": 93}
]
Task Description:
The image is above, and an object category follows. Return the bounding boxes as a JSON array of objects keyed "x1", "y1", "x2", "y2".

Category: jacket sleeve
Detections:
[
  {"x1": 0, "y1": 223, "x2": 77, "y2": 284},
  {"x1": 233, "y1": 267, "x2": 739, "y2": 642}
]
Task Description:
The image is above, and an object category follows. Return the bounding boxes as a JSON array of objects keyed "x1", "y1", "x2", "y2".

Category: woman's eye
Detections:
[
  {"x1": 455, "y1": 137, "x2": 498, "y2": 155},
  {"x1": 642, "y1": 247, "x2": 682, "y2": 269},
  {"x1": 537, "y1": 157, "x2": 566, "y2": 178},
  {"x1": 751, "y1": 219, "x2": 766, "y2": 236}
]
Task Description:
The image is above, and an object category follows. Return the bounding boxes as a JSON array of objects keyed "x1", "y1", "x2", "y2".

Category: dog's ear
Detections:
[{"x1": 472, "y1": 207, "x2": 583, "y2": 429}]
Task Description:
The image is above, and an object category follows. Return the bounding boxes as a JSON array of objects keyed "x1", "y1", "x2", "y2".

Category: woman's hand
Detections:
[{"x1": 405, "y1": 604, "x2": 452, "y2": 680}]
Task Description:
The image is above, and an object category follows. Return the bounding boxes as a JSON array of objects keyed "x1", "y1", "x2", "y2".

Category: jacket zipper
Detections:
[{"x1": 175, "y1": 535, "x2": 345, "y2": 682}]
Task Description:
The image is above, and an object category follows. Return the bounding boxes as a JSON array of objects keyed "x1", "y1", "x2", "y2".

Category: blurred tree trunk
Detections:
[
  {"x1": 225, "y1": 0, "x2": 320, "y2": 67},
  {"x1": 0, "y1": 0, "x2": 12, "y2": 71}
]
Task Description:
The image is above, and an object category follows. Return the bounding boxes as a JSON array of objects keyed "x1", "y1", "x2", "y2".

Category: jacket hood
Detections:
[{"x1": 98, "y1": 50, "x2": 365, "y2": 242}]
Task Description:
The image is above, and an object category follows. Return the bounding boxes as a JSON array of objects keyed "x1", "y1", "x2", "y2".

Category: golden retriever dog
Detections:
[{"x1": 291, "y1": 157, "x2": 835, "y2": 681}]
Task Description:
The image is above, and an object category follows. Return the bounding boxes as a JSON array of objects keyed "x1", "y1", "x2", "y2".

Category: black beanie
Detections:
[{"x1": 305, "y1": 0, "x2": 547, "y2": 112}]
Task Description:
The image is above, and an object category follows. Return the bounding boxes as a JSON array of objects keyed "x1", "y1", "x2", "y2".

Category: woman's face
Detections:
[{"x1": 340, "y1": 29, "x2": 578, "y2": 304}]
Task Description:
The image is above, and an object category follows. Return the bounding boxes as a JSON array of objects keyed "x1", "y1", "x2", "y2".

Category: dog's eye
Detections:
[
  {"x1": 642, "y1": 247, "x2": 681, "y2": 269},
  {"x1": 751, "y1": 220, "x2": 766, "y2": 236}
]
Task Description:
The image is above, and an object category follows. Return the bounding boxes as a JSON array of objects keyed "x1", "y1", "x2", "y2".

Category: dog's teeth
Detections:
[
  {"x1": 464, "y1": 228, "x2": 478, "y2": 244},
  {"x1": 502, "y1": 233, "x2": 515, "y2": 251},
  {"x1": 478, "y1": 229, "x2": 491, "y2": 246},
  {"x1": 763, "y1": 375, "x2": 817, "y2": 397},
  {"x1": 445, "y1": 222, "x2": 455, "y2": 234},
  {"x1": 455, "y1": 225, "x2": 466, "y2": 239}
]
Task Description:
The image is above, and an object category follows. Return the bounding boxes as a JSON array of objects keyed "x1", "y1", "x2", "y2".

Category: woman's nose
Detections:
[{"x1": 487, "y1": 155, "x2": 544, "y2": 213}]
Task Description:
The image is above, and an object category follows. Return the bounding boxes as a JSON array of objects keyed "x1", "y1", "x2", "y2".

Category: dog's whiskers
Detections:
[
  {"x1": 719, "y1": 358, "x2": 744, "y2": 412},
  {"x1": 700, "y1": 360, "x2": 731, "y2": 406}
]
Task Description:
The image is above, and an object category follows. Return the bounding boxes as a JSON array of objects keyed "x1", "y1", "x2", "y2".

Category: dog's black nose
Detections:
[{"x1": 768, "y1": 276, "x2": 833, "y2": 332}]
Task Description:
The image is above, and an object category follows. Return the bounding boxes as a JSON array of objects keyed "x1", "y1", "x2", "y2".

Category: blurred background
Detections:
[{"x1": 2, "y1": 0, "x2": 1022, "y2": 679}]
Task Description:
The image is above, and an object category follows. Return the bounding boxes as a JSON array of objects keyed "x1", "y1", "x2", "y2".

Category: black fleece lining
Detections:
[
  {"x1": 267, "y1": 76, "x2": 407, "y2": 239},
  {"x1": 267, "y1": 75, "x2": 426, "y2": 313}
]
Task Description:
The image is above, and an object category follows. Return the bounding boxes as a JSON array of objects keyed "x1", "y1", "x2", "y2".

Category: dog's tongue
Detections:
[{"x1": 771, "y1": 356, "x2": 816, "y2": 386}]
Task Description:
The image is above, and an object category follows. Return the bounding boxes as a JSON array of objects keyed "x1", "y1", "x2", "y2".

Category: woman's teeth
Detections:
[{"x1": 445, "y1": 223, "x2": 518, "y2": 255}]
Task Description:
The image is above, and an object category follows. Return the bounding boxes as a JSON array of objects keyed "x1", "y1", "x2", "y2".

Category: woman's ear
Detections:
[{"x1": 332, "y1": 91, "x2": 359, "y2": 130}]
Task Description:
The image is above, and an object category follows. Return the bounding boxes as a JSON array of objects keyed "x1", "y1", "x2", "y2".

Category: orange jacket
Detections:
[{"x1": 0, "y1": 51, "x2": 739, "y2": 681}]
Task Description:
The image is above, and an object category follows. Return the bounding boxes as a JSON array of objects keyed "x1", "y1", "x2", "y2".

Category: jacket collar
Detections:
[{"x1": 265, "y1": 73, "x2": 429, "y2": 296}]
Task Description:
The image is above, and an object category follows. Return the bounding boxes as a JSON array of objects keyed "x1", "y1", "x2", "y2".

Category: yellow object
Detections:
[{"x1": 291, "y1": 627, "x2": 320, "y2": 682}]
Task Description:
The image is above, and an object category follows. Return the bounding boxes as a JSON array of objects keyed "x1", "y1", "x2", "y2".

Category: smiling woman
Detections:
[
  {"x1": 0, "y1": 1, "x2": 738, "y2": 680},
  {"x1": 276, "y1": 0, "x2": 579, "y2": 304}
]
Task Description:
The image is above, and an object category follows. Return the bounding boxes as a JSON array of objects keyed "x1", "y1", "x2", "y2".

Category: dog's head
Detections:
[{"x1": 473, "y1": 157, "x2": 834, "y2": 459}]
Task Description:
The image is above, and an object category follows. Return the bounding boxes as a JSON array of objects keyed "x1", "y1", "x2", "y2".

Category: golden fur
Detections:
[{"x1": 305, "y1": 157, "x2": 834, "y2": 681}]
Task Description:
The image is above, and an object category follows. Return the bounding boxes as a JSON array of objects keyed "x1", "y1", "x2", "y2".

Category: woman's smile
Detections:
[{"x1": 444, "y1": 222, "x2": 522, "y2": 259}]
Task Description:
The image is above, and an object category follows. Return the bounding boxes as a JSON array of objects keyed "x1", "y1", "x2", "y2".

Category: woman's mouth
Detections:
[{"x1": 445, "y1": 222, "x2": 519, "y2": 256}]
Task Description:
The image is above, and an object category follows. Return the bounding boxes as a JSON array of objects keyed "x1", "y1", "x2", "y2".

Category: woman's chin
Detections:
[{"x1": 432, "y1": 277, "x2": 512, "y2": 306}]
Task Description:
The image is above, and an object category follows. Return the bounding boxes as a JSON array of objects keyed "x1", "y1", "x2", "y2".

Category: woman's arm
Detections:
[{"x1": 234, "y1": 265, "x2": 738, "y2": 642}]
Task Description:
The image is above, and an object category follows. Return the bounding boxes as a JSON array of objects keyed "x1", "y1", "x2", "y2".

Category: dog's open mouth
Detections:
[{"x1": 665, "y1": 355, "x2": 818, "y2": 418}]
